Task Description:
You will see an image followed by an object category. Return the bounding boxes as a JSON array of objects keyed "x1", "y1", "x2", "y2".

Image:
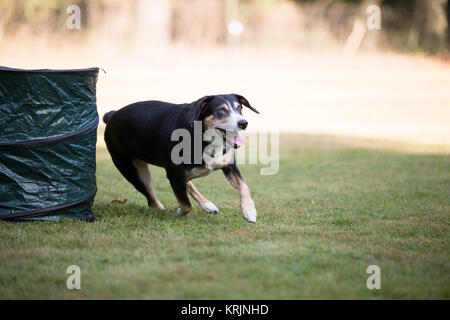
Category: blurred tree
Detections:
[
  {"x1": 407, "y1": 0, "x2": 447, "y2": 53},
  {"x1": 0, "y1": 0, "x2": 448, "y2": 54},
  {"x1": 447, "y1": 0, "x2": 450, "y2": 47},
  {"x1": 293, "y1": 0, "x2": 449, "y2": 53}
]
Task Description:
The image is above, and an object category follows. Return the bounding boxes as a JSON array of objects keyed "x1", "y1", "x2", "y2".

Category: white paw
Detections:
[
  {"x1": 200, "y1": 201, "x2": 219, "y2": 214},
  {"x1": 175, "y1": 207, "x2": 183, "y2": 216},
  {"x1": 174, "y1": 205, "x2": 192, "y2": 217},
  {"x1": 242, "y1": 207, "x2": 257, "y2": 223}
]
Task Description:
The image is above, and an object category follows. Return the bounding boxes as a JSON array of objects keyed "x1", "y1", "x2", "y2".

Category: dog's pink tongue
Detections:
[{"x1": 233, "y1": 134, "x2": 245, "y2": 147}]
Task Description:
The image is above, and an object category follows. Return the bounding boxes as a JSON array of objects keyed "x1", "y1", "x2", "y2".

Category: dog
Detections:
[{"x1": 103, "y1": 94, "x2": 259, "y2": 223}]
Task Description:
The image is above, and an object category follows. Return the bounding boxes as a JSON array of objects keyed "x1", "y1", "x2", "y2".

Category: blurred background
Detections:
[{"x1": 1, "y1": 0, "x2": 449, "y2": 145}]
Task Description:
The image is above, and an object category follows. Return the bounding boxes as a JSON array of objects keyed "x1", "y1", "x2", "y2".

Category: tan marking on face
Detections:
[
  {"x1": 202, "y1": 115, "x2": 228, "y2": 130},
  {"x1": 220, "y1": 103, "x2": 230, "y2": 112},
  {"x1": 233, "y1": 101, "x2": 242, "y2": 112}
]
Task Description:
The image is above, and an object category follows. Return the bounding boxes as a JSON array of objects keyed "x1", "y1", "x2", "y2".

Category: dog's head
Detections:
[{"x1": 187, "y1": 94, "x2": 259, "y2": 149}]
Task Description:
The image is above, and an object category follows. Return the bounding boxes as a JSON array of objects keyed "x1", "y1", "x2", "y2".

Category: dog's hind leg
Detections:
[
  {"x1": 109, "y1": 152, "x2": 164, "y2": 210},
  {"x1": 132, "y1": 159, "x2": 165, "y2": 210},
  {"x1": 186, "y1": 181, "x2": 219, "y2": 214}
]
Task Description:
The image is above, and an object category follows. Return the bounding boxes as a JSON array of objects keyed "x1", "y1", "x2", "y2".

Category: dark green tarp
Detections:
[{"x1": 0, "y1": 66, "x2": 99, "y2": 221}]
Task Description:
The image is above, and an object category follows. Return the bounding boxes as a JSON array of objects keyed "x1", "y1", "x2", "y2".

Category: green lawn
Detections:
[{"x1": 0, "y1": 134, "x2": 449, "y2": 299}]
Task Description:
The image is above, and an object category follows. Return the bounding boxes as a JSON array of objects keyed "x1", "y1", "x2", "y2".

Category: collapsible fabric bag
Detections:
[{"x1": 0, "y1": 66, "x2": 99, "y2": 221}]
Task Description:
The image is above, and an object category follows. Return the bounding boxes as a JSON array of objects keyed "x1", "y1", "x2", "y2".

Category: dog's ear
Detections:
[
  {"x1": 186, "y1": 95, "x2": 214, "y2": 127},
  {"x1": 233, "y1": 94, "x2": 260, "y2": 114}
]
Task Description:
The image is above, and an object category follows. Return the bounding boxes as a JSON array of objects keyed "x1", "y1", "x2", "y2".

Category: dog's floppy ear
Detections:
[
  {"x1": 186, "y1": 95, "x2": 214, "y2": 127},
  {"x1": 233, "y1": 94, "x2": 260, "y2": 114}
]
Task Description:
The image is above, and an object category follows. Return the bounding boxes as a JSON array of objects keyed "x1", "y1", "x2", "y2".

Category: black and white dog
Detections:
[{"x1": 103, "y1": 94, "x2": 259, "y2": 222}]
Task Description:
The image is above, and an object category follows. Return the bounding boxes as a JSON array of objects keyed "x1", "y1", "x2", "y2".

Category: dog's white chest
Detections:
[
  {"x1": 186, "y1": 148, "x2": 234, "y2": 180},
  {"x1": 205, "y1": 148, "x2": 234, "y2": 170}
]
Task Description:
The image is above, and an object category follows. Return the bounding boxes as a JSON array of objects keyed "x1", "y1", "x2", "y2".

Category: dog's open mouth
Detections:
[{"x1": 216, "y1": 128, "x2": 245, "y2": 148}]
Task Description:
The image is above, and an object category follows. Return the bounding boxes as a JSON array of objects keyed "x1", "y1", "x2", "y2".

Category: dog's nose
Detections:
[{"x1": 238, "y1": 119, "x2": 248, "y2": 130}]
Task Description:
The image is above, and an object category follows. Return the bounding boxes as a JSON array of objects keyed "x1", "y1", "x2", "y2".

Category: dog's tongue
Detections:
[{"x1": 233, "y1": 134, "x2": 245, "y2": 147}]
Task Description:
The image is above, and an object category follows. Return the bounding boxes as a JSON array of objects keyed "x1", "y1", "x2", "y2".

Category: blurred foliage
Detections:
[
  {"x1": 0, "y1": 0, "x2": 448, "y2": 54},
  {"x1": 282, "y1": 0, "x2": 449, "y2": 54},
  {"x1": 0, "y1": 0, "x2": 105, "y2": 34}
]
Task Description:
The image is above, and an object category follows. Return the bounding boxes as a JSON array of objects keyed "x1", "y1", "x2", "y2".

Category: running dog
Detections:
[{"x1": 103, "y1": 94, "x2": 259, "y2": 222}]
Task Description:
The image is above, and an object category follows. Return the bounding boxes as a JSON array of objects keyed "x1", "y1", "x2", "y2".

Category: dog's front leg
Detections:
[
  {"x1": 168, "y1": 174, "x2": 193, "y2": 217},
  {"x1": 222, "y1": 165, "x2": 257, "y2": 223},
  {"x1": 186, "y1": 181, "x2": 219, "y2": 214}
]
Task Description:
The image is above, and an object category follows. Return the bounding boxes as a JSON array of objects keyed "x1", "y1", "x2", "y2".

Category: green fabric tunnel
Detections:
[{"x1": 0, "y1": 66, "x2": 99, "y2": 221}]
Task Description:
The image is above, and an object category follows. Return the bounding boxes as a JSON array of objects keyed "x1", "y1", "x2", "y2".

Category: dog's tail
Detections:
[{"x1": 102, "y1": 111, "x2": 116, "y2": 125}]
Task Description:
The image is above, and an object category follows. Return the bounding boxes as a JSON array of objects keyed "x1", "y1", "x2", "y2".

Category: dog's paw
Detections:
[
  {"x1": 175, "y1": 207, "x2": 184, "y2": 217},
  {"x1": 200, "y1": 201, "x2": 219, "y2": 214},
  {"x1": 242, "y1": 207, "x2": 257, "y2": 223},
  {"x1": 155, "y1": 201, "x2": 166, "y2": 211},
  {"x1": 175, "y1": 205, "x2": 193, "y2": 217},
  {"x1": 149, "y1": 201, "x2": 165, "y2": 211}
]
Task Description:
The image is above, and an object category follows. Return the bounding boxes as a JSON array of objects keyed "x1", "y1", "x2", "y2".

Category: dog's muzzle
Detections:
[{"x1": 216, "y1": 128, "x2": 245, "y2": 148}]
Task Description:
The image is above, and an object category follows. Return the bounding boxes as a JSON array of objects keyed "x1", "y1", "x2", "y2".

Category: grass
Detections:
[{"x1": 0, "y1": 134, "x2": 449, "y2": 299}]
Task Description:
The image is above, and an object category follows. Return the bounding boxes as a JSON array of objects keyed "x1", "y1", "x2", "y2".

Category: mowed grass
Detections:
[{"x1": 0, "y1": 134, "x2": 449, "y2": 299}]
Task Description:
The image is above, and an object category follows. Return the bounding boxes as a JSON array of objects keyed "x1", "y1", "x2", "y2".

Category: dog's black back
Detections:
[{"x1": 104, "y1": 100, "x2": 194, "y2": 168}]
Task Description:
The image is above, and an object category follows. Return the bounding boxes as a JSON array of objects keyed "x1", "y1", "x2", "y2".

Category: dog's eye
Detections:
[
  {"x1": 218, "y1": 108, "x2": 227, "y2": 114},
  {"x1": 236, "y1": 106, "x2": 243, "y2": 113}
]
